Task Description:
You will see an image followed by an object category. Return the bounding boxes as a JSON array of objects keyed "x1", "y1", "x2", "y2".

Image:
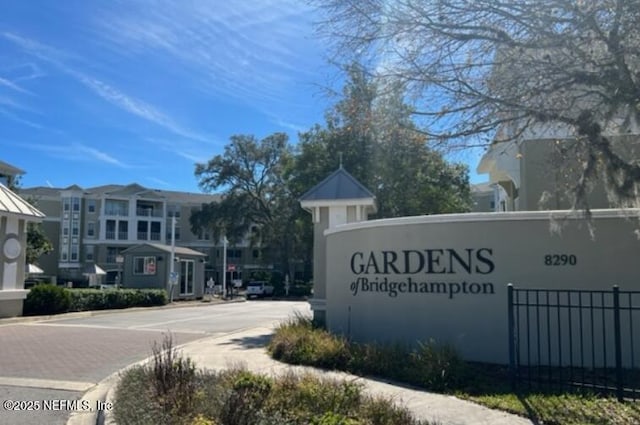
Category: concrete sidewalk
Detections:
[{"x1": 95, "y1": 325, "x2": 534, "y2": 425}]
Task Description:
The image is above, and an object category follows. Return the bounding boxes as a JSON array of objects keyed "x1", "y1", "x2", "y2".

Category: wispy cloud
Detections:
[
  {"x1": 272, "y1": 118, "x2": 308, "y2": 133},
  {"x1": 15, "y1": 141, "x2": 130, "y2": 168},
  {"x1": 146, "y1": 137, "x2": 219, "y2": 164},
  {"x1": 3, "y1": 32, "x2": 211, "y2": 142},
  {"x1": 74, "y1": 144, "x2": 129, "y2": 167},
  {"x1": 93, "y1": 1, "x2": 323, "y2": 107},
  {"x1": 0, "y1": 108, "x2": 43, "y2": 129},
  {"x1": 146, "y1": 177, "x2": 172, "y2": 187},
  {"x1": 0, "y1": 76, "x2": 32, "y2": 95},
  {"x1": 71, "y1": 72, "x2": 210, "y2": 142}
]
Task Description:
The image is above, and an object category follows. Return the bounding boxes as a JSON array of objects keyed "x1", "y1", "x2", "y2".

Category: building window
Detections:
[
  {"x1": 72, "y1": 222, "x2": 79, "y2": 236},
  {"x1": 86, "y1": 246, "x2": 94, "y2": 261},
  {"x1": 253, "y1": 249, "x2": 259, "y2": 259},
  {"x1": 167, "y1": 204, "x2": 181, "y2": 218},
  {"x1": 71, "y1": 245, "x2": 79, "y2": 261},
  {"x1": 105, "y1": 199, "x2": 128, "y2": 216},
  {"x1": 134, "y1": 256, "x2": 157, "y2": 275},
  {"x1": 166, "y1": 226, "x2": 180, "y2": 241},
  {"x1": 106, "y1": 247, "x2": 124, "y2": 263},
  {"x1": 137, "y1": 221, "x2": 148, "y2": 240},
  {"x1": 87, "y1": 221, "x2": 95, "y2": 237},
  {"x1": 198, "y1": 228, "x2": 210, "y2": 241},
  {"x1": 106, "y1": 220, "x2": 116, "y2": 240},
  {"x1": 63, "y1": 198, "x2": 70, "y2": 212},
  {"x1": 227, "y1": 249, "x2": 242, "y2": 258},
  {"x1": 72, "y1": 197, "x2": 80, "y2": 212},
  {"x1": 150, "y1": 222, "x2": 161, "y2": 241},
  {"x1": 118, "y1": 221, "x2": 128, "y2": 240},
  {"x1": 87, "y1": 199, "x2": 96, "y2": 213},
  {"x1": 63, "y1": 226, "x2": 69, "y2": 236}
]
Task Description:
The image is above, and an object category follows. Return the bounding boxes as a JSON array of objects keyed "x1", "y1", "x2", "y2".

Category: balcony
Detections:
[
  {"x1": 136, "y1": 208, "x2": 163, "y2": 218},
  {"x1": 105, "y1": 209, "x2": 128, "y2": 217}
]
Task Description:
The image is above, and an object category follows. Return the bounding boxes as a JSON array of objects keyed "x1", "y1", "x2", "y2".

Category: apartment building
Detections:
[
  {"x1": 477, "y1": 127, "x2": 640, "y2": 211},
  {"x1": 18, "y1": 183, "x2": 268, "y2": 286}
]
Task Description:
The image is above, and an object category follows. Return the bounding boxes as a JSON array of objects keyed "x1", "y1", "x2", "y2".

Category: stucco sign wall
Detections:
[{"x1": 324, "y1": 210, "x2": 640, "y2": 365}]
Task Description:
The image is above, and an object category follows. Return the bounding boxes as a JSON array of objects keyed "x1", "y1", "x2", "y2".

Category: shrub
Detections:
[
  {"x1": 270, "y1": 315, "x2": 468, "y2": 394},
  {"x1": 115, "y1": 362, "x2": 424, "y2": 425},
  {"x1": 219, "y1": 370, "x2": 273, "y2": 425},
  {"x1": 287, "y1": 283, "x2": 313, "y2": 297},
  {"x1": 268, "y1": 314, "x2": 350, "y2": 369},
  {"x1": 409, "y1": 339, "x2": 467, "y2": 392},
  {"x1": 68, "y1": 289, "x2": 168, "y2": 311},
  {"x1": 151, "y1": 334, "x2": 199, "y2": 418},
  {"x1": 23, "y1": 284, "x2": 71, "y2": 316}
]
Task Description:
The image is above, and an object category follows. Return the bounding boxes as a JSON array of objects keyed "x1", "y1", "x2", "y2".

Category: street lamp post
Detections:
[
  {"x1": 115, "y1": 255, "x2": 124, "y2": 288},
  {"x1": 169, "y1": 215, "x2": 177, "y2": 302},
  {"x1": 222, "y1": 235, "x2": 228, "y2": 299}
]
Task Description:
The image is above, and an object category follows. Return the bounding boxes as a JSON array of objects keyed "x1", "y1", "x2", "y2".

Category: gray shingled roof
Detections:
[
  {"x1": 299, "y1": 167, "x2": 375, "y2": 201},
  {"x1": 0, "y1": 183, "x2": 45, "y2": 219},
  {"x1": 122, "y1": 243, "x2": 206, "y2": 257},
  {"x1": 19, "y1": 183, "x2": 221, "y2": 204}
]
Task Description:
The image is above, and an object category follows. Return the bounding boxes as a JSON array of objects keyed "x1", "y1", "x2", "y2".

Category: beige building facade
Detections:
[
  {"x1": 18, "y1": 183, "x2": 271, "y2": 290},
  {"x1": 477, "y1": 134, "x2": 640, "y2": 212}
]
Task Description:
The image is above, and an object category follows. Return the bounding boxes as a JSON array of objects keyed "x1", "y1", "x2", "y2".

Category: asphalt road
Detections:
[{"x1": 0, "y1": 300, "x2": 310, "y2": 425}]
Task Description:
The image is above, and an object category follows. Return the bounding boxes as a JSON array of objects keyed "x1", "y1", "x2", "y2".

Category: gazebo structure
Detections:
[
  {"x1": 300, "y1": 166, "x2": 376, "y2": 324},
  {"x1": 0, "y1": 183, "x2": 45, "y2": 317}
]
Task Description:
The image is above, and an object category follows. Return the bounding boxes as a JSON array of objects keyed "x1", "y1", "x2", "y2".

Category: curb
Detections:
[
  {"x1": 0, "y1": 297, "x2": 247, "y2": 325},
  {"x1": 67, "y1": 326, "x2": 265, "y2": 425}
]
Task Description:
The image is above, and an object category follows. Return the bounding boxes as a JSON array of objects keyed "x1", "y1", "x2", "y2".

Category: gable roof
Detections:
[
  {"x1": 299, "y1": 167, "x2": 375, "y2": 202},
  {"x1": 0, "y1": 160, "x2": 24, "y2": 177},
  {"x1": 0, "y1": 183, "x2": 45, "y2": 220},
  {"x1": 121, "y1": 243, "x2": 206, "y2": 257}
]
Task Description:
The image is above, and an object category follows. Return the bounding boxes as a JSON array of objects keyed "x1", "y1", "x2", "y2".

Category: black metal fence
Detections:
[{"x1": 507, "y1": 284, "x2": 640, "y2": 401}]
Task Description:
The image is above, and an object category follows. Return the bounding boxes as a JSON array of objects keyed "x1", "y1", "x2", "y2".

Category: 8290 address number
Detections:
[{"x1": 544, "y1": 254, "x2": 577, "y2": 266}]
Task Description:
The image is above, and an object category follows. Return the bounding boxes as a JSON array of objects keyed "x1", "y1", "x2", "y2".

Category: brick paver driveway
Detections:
[
  {"x1": 0, "y1": 300, "x2": 308, "y2": 425},
  {"x1": 0, "y1": 324, "x2": 201, "y2": 383}
]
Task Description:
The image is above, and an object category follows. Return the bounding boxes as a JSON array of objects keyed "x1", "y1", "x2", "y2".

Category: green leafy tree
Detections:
[
  {"x1": 290, "y1": 65, "x2": 471, "y2": 219},
  {"x1": 191, "y1": 133, "x2": 299, "y2": 274},
  {"x1": 26, "y1": 223, "x2": 53, "y2": 266}
]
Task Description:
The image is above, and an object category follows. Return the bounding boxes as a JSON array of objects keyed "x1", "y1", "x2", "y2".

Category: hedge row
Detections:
[{"x1": 23, "y1": 284, "x2": 168, "y2": 316}]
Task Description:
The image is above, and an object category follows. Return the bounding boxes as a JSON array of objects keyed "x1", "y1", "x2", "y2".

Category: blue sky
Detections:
[{"x1": 1, "y1": 1, "x2": 484, "y2": 193}]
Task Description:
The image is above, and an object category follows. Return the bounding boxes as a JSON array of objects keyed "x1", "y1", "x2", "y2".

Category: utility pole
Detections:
[
  {"x1": 169, "y1": 215, "x2": 176, "y2": 302},
  {"x1": 222, "y1": 235, "x2": 228, "y2": 299}
]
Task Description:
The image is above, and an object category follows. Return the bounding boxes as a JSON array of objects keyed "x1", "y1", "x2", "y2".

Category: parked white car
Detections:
[{"x1": 246, "y1": 281, "x2": 274, "y2": 298}]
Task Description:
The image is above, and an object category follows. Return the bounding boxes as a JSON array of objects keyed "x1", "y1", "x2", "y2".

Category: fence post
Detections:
[
  {"x1": 507, "y1": 283, "x2": 516, "y2": 391},
  {"x1": 613, "y1": 285, "x2": 623, "y2": 402}
]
